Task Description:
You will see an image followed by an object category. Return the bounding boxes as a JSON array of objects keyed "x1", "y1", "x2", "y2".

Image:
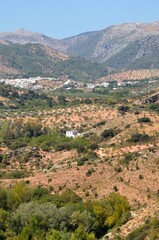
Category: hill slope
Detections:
[
  {"x1": 1, "y1": 22, "x2": 159, "y2": 64},
  {"x1": 0, "y1": 41, "x2": 106, "y2": 80},
  {"x1": 105, "y1": 34, "x2": 159, "y2": 70},
  {"x1": 64, "y1": 22, "x2": 159, "y2": 63}
]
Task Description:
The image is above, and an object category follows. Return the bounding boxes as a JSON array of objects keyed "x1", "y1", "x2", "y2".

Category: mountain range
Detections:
[{"x1": 1, "y1": 22, "x2": 159, "y2": 80}]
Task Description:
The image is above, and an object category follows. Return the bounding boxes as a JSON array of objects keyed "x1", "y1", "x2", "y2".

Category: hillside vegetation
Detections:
[
  {"x1": 0, "y1": 42, "x2": 107, "y2": 81},
  {"x1": 0, "y1": 83, "x2": 158, "y2": 238}
]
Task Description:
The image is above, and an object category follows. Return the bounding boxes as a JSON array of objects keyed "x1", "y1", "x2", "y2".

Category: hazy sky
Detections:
[{"x1": 1, "y1": 0, "x2": 159, "y2": 39}]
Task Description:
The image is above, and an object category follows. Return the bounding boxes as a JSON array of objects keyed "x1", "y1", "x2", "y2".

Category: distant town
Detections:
[{"x1": 0, "y1": 76, "x2": 158, "y2": 92}]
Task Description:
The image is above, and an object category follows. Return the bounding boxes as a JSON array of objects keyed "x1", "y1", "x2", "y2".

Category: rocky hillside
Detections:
[
  {"x1": 1, "y1": 22, "x2": 159, "y2": 64},
  {"x1": 105, "y1": 34, "x2": 159, "y2": 70},
  {"x1": 64, "y1": 22, "x2": 159, "y2": 63}
]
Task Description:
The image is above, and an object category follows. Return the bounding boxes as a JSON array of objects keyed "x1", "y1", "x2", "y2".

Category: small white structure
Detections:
[
  {"x1": 66, "y1": 130, "x2": 81, "y2": 138},
  {"x1": 101, "y1": 82, "x2": 110, "y2": 87},
  {"x1": 87, "y1": 83, "x2": 96, "y2": 89},
  {"x1": 64, "y1": 80, "x2": 71, "y2": 85}
]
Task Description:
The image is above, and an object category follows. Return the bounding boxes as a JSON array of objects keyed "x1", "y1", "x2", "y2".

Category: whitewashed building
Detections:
[{"x1": 66, "y1": 130, "x2": 81, "y2": 138}]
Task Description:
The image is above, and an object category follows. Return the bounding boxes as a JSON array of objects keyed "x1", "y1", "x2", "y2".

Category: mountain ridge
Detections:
[
  {"x1": 1, "y1": 22, "x2": 159, "y2": 78},
  {"x1": 1, "y1": 22, "x2": 159, "y2": 63}
]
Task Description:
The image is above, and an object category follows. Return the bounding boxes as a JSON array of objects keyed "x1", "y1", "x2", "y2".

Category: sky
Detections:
[{"x1": 1, "y1": 0, "x2": 159, "y2": 39}]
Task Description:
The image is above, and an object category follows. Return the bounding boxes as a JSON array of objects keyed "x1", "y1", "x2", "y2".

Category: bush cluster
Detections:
[{"x1": 0, "y1": 184, "x2": 131, "y2": 239}]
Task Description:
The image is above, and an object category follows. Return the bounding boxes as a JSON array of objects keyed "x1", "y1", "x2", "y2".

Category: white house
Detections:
[
  {"x1": 87, "y1": 83, "x2": 96, "y2": 89},
  {"x1": 66, "y1": 130, "x2": 81, "y2": 138},
  {"x1": 101, "y1": 82, "x2": 110, "y2": 87},
  {"x1": 64, "y1": 80, "x2": 71, "y2": 85}
]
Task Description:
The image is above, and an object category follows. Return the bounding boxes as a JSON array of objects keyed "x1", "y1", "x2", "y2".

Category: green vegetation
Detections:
[
  {"x1": 77, "y1": 152, "x2": 97, "y2": 166},
  {"x1": 0, "y1": 83, "x2": 129, "y2": 112},
  {"x1": 32, "y1": 133, "x2": 91, "y2": 152},
  {"x1": 148, "y1": 103, "x2": 159, "y2": 113},
  {"x1": 0, "y1": 183, "x2": 130, "y2": 239},
  {"x1": 0, "y1": 43, "x2": 57, "y2": 78},
  {"x1": 52, "y1": 57, "x2": 107, "y2": 82},
  {"x1": 101, "y1": 128, "x2": 121, "y2": 139},
  {"x1": 118, "y1": 105, "x2": 129, "y2": 113},
  {"x1": 137, "y1": 117, "x2": 151, "y2": 123},
  {"x1": 0, "y1": 43, "x2": 107, "y2": 81},
  {"x1": 93, "y1": 120, "x2": 106, "y2": 128},
  {"x1": 93, "y1": 87, "x2": 108, "y2": 95},
  {"x1": 0, "y1": 170, "x2": 28, "y2": 179},
  {"x1": 0, "y1": 120, "x2": 48, "y2": 148},
  {"x1": 127, "y1": 133, "x2": 150, "y2": 143},
  {"x1": 0, "y1": 119, "x2": 91, "y2": 152},
  {"x1": 0, "y1": 84, "x2": 56, "y2": 109}
]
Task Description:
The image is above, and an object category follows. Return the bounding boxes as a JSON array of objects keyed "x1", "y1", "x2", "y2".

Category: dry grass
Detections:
[
  {"x1": 1, "y1": 103, "x2": 159, "y2": 236},
  {"x1": 98, "y1": 69, "x2": 159, "y2": 82}
]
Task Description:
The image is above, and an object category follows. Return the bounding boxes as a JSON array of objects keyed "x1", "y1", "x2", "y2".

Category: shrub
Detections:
[
  {"x1": 32, "y1": 186, "x2": 50, "y2": 200},
  {"x1": 115, "y1": 166, "x2": 122, "y2": 172},
  {"x1": 77, "y1": 159, "x2": 85, "y2": 166},
  {"x1": 113, "y1": 185, "x2": 118, "y2": 192},
  {"x1": 86, "y1": 169, "x2": 94, "y2": 177},
  {"x1": 148, "y1": 103, "x2": 159, "y2": 113},
  {"x1": 137, "y1": 117, "x2": 151, "y2": 123},
  {"x1": 101, "y1": 128, "x2": 120, "y2": 139},
  {"x1": 77, "y1": 146, "x2": 86, "y2": 153},
  {"x1": 127, "y1": 133, "x2": 150, "y2": 143},
  {"x1": 7, "y1": 170, "x2": 26, "y2": 179},
  {"x1": 0, "y1": 170, "x2": 27, "y2": 179},
  {"x1": 139, "y1": 174, "x2": 144, "y2": 179},
  {"x1": 124, "y1": 153, "x2": 134, "y2": 162},
  {"x1": 59, "y1": 189, "x2": 82, "y2": 204},
  {"x1": 118, "y1": 106, "x2": 129, "y2": 113},
  {"x1": 77, "y1": 155, "x2": 88, "y2": 166},
  {"x1": 90, "y1": 143, "x2": 98, "y2": 150},
  {"x1": 134, "y1": 111, "x2": 140, "y2": 115},
  {"x1": 125, "y1": 124, "x2": 131, "y2": 129},
  {"x1": 77, "y1": 152, "x2": 97, "y2": 166},
  {"x1": 93, "y1": 120, "x2": 106, "y2": 128}
]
